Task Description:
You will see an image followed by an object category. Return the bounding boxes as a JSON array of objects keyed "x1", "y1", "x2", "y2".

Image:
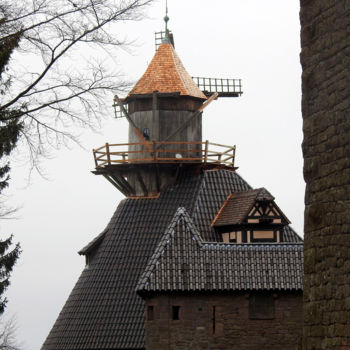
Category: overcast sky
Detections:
[{"x1": 2, "y1": 1, "x2": 304, "y2": 349}]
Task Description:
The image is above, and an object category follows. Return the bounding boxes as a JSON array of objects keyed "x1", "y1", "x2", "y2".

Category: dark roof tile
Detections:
[{"x1": 137, "y1": 207, "x2": 303, "y2": 293}]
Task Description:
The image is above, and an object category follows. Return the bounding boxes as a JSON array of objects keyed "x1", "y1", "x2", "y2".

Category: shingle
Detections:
[
  {"x1": 126, "y1": 43, "x2": 206, "y2": 100},
  {"x1": 212, "y1": 187, "x2": 290, "y2": 227}
]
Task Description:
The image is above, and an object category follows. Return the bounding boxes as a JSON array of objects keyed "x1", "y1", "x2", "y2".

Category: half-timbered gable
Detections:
[{"x1": 212, "y1": 188, "x2": 291, "y2": 243}]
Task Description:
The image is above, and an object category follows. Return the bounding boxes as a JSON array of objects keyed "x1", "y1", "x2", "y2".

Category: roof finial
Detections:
[{"x1": 162, "y1": 0, "x2": 170, "y2": 43}]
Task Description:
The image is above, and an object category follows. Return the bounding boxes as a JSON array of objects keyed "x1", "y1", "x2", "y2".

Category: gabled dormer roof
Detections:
[
  {"x1": 137, "y1": 207, "x2": 303, "y2": 294},
  {"x1": 211, "y1": 188, "x2": 290, "y2": 227},
  {"x1": 126, "y1": 43, "x2": 207, "y2": 100}
]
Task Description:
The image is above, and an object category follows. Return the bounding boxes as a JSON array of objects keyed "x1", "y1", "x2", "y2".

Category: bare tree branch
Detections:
[
  {"x1": 0, "y1": 0, "x2": 154, "y2": 168},
  {"x1": 0, "y1": 315, "x2": 22, "y2": 350}
]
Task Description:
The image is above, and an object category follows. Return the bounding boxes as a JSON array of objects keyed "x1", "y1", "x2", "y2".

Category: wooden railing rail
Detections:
[{"x1": 93, "y1": 141, "x2": 236, "y2": 168}]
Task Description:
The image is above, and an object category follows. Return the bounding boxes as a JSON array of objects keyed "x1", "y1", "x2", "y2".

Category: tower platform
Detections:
[{"x1": 92, "y1": 140, "x2": 237, "y2": 197}]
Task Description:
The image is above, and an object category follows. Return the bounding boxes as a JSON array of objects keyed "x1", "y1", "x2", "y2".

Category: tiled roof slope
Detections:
[
  {"x1": 78, "y1": 229, "x2": 107, "y2": 255},
  {"x1": 41, "y1": 170, "x2": 302, "y2": 350},
  {"x1": 212, "y1": 189, "x2": 265, "y2": 227},
  {"x1": 137, "y1": 208, "x2": 303, "y2": 293},
  {"x1": 212, "y1": 187, "x2": 289, "y2": 227},
  {"x1": 127, "y1": 43, "x2": 207, "y2": 100}
]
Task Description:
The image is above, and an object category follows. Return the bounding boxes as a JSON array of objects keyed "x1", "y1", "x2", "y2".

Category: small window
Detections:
[
  {"x1": 249, "y1": 293, "x2": 274, "y2": 319},
  {"x1": 229, "y1": 232, "x2": 236, "y2": 243},
  {"x1": 251, "y1": 230, "x2": 276, "y2": 243},
  {"x1": 147, "y1": 305, "x2": 154, "y2": 321},
  {"x1": 172, "y1": 306, "x2": 180, "y2": 320},
  {"x1": 143, "y1": 128, "x2": 150, "y2": 141},
  {"x1": 221, "y1": 231, "x2": 242, "y2": 243}
]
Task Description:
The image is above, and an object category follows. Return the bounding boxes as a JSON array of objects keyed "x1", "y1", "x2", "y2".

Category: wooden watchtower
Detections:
[{"x1": 93, "y1": 26, "x2": 242, "y2": 197}]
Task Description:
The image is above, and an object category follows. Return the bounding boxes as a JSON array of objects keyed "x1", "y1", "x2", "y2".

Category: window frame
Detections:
[{"x1": 249, "y1": 293, "x2": 275, "y2": 320}]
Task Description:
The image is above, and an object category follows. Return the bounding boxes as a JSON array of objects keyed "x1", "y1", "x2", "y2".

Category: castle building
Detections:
[{"x1": 42, "y1": 23, "x2": 303, "y2": 350}]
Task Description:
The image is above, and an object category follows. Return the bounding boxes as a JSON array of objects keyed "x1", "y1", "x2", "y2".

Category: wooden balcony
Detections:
[{"x1": 93, "y1": 141, "x2": 236, "y2": 169}]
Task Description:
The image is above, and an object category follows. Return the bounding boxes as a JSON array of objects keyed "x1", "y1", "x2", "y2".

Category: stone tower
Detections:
[{"x1": 300, "y1": 1, "x2": 350, "y2": 349}]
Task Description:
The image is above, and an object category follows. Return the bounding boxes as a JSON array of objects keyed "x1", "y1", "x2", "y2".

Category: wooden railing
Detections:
[{"x1": 93, "y1": 141, "x2": 236, "y2": 168}]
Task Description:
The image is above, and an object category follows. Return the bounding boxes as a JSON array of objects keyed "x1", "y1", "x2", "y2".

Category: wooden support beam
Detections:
[
  {"x1": 136, "y1": 171, "x2": 148, "y2": 197},
  {"x1": 102, "y1": 174, "x2": 128, "y2": 196},
  {"x1": 113, "y1": 173, "x2": 136, "y2": 196},
  {"x1": 114, "y1": 94, "x2": 152, "y2": 152},
  {"x1": 110, "y1": 174, "x2": 131, "y2": 195},
  {"x1": 152, "y1": 91, "x2": 158, "y2": 119},
  {"x1": 125, "y1": 92, "x2": 180, "y2": 100},
  {"x1": 154, "y1": 163, "x2": 161, "y2": 193}
]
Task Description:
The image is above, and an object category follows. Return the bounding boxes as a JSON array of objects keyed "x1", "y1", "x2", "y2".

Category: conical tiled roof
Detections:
[{"x1": 126, "y1": 43, "x2": 207, "y2": 100}]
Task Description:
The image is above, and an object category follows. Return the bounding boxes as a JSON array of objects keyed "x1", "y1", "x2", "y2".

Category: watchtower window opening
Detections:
[
  {"x1": 249, "y1": 293, "x2": 275, "y2": 320},
  {"x1": 172, "y1": 306, "x2": 180, "y2": 320},
  {"x1": 143, "y1": 128, "x2": 150, "y2": 141}
]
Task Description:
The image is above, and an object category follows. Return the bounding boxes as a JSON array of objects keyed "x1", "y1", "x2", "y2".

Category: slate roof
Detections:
[
  {"x1": 126, "y1": 43, "x2": 207, "y2": 100},
  {"x1": 41, "y1": 170, "x2": 302, "y2": 350},
  {"x1": 212, "y1": 187, "x2": 290, "y2": 227},
  {"x1": 78, "y1": 229, "x2": 107, "y2": 255},
  {"x1": 137, "y1": 208, "x2": 303, "y2": 293}
]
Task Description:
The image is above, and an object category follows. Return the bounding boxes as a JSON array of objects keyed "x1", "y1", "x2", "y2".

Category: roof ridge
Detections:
[
  {"x1": 136, "y1": 207, "x2": 202, "y2": 292},
  {"x1": 255, "y1": 187, "x2": 275, "y2": 201},
  {"x1": 211, "y1": 193, "x2": 233, "y2": 227},
  {"x1": 199, "y1": 242, "x2": 304, "y2": 251},
  {"x1": 78, "y1": 228, "x2": 108, "y2": 256},
  {"x1": 170, "y1": 46, "x2": 187, "y2": 95}
]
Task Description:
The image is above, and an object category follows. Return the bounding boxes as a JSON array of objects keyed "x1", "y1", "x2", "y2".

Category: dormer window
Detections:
[
  {"x1": 251, "y1": 230, "x2": 278, "y2": 243},
  {"x1": 211, "y1": 188, "x2": 290, "y2": 244},
  {"x1": 222, "y1": 231, "x2": 242, "y2": 243}
]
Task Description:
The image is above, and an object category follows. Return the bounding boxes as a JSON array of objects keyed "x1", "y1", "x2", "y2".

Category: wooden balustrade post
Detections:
[
  {"x1": 153, "y1": 141, "x2": 157, "y2": 161},
  {"x1": 93, "y1": 150, "x2": 98, "y2": 167},
  {"x1": 232, "y1": 146, "x2": 236, "y2": 167},
  {"x1": 204, "y1": 140, "x2": 209, "y2": 163},
  {"x1": 106, "y1": 143, "x2": 111, "y2": 165}
]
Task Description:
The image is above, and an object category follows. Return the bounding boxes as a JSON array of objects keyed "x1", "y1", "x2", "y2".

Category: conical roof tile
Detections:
[{"x1": 127, "y1": 43, "x2": 206, "y2": 100}]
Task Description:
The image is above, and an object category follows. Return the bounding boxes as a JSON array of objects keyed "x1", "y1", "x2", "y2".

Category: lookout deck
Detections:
[{"x1": 93, "y1": 141, "x2": 236, "y2": 168}]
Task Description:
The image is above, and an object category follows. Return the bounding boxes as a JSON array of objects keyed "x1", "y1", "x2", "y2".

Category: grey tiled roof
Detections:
[
  {"x1": 78, "y1": 229, "x2": 107, "y2": 255},
  {"x1": 137, "y1": 208, "x2": 303, "y2": 293},
  {"x1": 41, "y1": 170, "x2": 302, "y2": 350}
]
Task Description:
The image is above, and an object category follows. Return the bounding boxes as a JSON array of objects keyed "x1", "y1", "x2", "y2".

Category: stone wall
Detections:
[
  {"x1": 300, "y1": 1, "x2": 350, "y2": 349},
  {"x1": 144, "y1": 292, "x2": 302, "y2": 350}
]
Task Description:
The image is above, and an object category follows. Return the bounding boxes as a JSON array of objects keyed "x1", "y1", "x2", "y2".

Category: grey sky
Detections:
[{"x1": 2, "y1": 1, "x2": 303, "y2": 349}]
